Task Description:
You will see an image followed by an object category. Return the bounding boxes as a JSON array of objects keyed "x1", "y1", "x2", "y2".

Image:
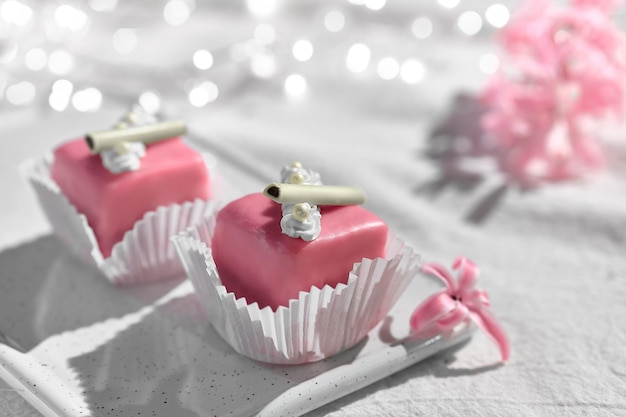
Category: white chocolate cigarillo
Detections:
[
  {"x1": 86, "y1": 120, "x2": 187, "y2": 153},
  {"x1": 263, "y1": 183, "x2": 367, "y2": 205}
]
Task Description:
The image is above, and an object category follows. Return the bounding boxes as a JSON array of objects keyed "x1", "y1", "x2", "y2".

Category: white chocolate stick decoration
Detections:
[
  {"x1": 93, "y1": 106, "x2": 183, "y2": 174},
  {"x1": 86, "y1": 120, "x2": 186, "y2": 153},
  {"x1": 264, "y1": 183, "x2": 367, "y2": 206}
]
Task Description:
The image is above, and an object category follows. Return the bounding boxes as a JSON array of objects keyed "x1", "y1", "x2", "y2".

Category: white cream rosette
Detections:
[
  {"x1": 20, "y1": 155, "x2": 218, "y2": 285},
  {"x1": 172, "y1": 213, "x2": 421, "y2": 364},
  {"x1": 100, "y1": 141, "x2": 146, "y2": 174}
]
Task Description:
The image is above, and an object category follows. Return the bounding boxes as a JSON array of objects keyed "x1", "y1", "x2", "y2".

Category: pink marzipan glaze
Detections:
[
  {"x1": 211, "y1": 193, "x2": 388, "y2": 311},
  {"x1": 51, "y1": 137, "x2": 211, "y2": 258}
]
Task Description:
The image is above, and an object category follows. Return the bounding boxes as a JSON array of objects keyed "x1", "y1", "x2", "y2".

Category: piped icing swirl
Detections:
[
  {"x1": 100, "y1": 105, "x2": 158, "y2": 174},
  {"x1": 281, "y1": 202, "x2": 322, "y2": 241},
  {"x1": 279, "y1": 162, "x2": 322, "y2": 241},
  {"x1": 101, "y1": 142, "x2": 146, "y2": 174}
]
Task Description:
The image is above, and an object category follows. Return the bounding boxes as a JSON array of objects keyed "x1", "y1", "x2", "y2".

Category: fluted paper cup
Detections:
[
  {"x1": 172, "y1": 214, "x2": 421, "y2": 364},
  {"x1": 21, "y1": 155, "x2": 220, "y2": 285}
]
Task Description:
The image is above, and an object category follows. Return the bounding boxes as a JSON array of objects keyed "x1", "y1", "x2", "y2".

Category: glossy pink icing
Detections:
[
  {"x1": 51, "y1": 137, "x2": 211, "y2": 258},
  {"x1": 211, "y1": 193, "x2": 388, "y2": 311}
]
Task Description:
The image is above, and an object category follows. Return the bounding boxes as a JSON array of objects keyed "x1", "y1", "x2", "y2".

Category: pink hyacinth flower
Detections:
[
  {"x1": 410, "y1": 257, "x2": 510, "y2": 362},
  {"x1": 481, "y1": 0, "x2": 626, "y2": 186}
]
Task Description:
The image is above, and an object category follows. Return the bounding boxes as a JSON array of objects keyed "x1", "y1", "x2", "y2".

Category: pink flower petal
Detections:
[
  {"x1": 453, "y1": 257, "x2": 478, "y2": 295},
  {"x1": 471, "y1": 309, "x2": 511, "y2": 362},
  {"x1": 409, "y1": 292, "x2": 457, "y2": 332},
  {"x1": 436, "y1": 303, "x2": 470, "y2": 329},
  {"x1": 422, "y1": 263, "x2": 456, "y2": 291},
  {"x1": 571, "y1": 0, "x2": 622, "y2": 12}
]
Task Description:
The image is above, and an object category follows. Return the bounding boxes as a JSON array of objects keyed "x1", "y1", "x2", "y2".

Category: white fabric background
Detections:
[{"x1": 1, "y1": 1, "x2": 626, "y2": 415}]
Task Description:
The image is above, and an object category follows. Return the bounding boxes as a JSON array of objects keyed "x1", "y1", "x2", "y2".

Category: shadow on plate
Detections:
[
  {"x1": 69, "y1": 289, "x2": 366, "y2": 417},
  {"x1": 414, "y1": 93, "x2": 511, "y2": 224},
  {"x1": 0, "y1": 234, "x2": 185, "y2": 351}
]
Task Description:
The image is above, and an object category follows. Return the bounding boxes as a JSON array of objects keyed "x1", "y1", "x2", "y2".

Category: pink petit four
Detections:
[
  {"x1": 172, "y1": 162, "x2": 420, "y2": 363},
  {"x1": 211, "y1": 192, "x2": 388, "y2": 310},
  {"x1": 51, "y1": 136, "x2": 211, "y2": 258}
]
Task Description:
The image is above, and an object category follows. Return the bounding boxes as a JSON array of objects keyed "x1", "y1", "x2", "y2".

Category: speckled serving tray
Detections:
[{"x1": 0, "y1": 241, "x2": 471, "y2": 417}]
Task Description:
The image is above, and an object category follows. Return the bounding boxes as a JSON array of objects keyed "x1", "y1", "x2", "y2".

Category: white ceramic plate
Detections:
[{"x1": 0, "y1": 240, "x2": 470, "y2": 417}]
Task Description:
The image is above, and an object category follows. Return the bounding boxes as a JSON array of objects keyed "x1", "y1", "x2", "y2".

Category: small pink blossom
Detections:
[{"x1": 410, "y1": 257, "x2": 510, "y2": 362}]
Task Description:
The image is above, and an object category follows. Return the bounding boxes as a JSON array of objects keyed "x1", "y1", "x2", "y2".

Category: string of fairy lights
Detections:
[{"x1": 0, "y1": 0, "x2": 511, "y2": 114}]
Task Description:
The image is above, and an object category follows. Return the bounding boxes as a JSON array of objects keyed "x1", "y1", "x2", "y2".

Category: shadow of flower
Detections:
[{"x1": 415, "y1": 93, "x2": 510, "y2": 224}]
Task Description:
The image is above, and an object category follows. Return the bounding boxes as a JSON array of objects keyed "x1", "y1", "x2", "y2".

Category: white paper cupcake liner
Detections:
[
  {"x1": 172, "y1": 213, "x2": 421, "y2": 364},
  {"x1": 21, "y1": 154, "x2": 220, "y2": 285}
]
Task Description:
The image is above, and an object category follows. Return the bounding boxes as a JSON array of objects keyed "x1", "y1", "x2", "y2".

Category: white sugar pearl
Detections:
[
  {"x1": 125, "y1": 112, "x2": 138, "y2": 124},
  {"x1": 293, "y1": 203, "x2": 311, "y2": 222},
  {"x1": 290, "y1": 172, "x2": 305, "y2": 184}
]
